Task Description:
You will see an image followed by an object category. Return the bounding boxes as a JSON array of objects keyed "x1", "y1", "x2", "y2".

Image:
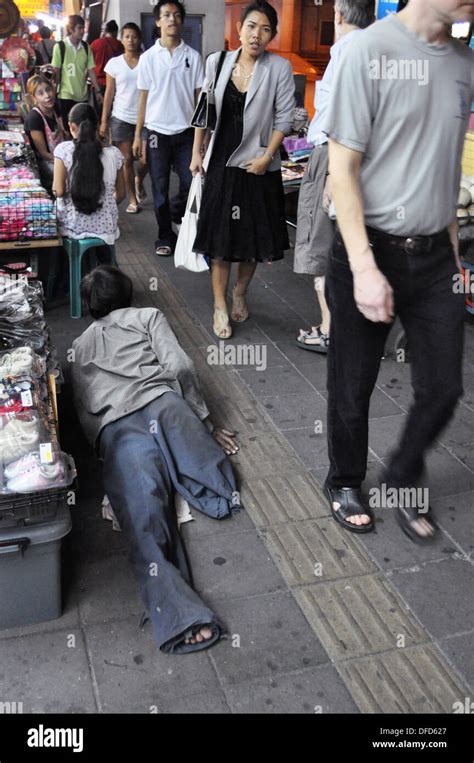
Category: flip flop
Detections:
[
  {"x1": 155, "y1": 245, "x2": 173, "y2": 257},
  {"x1": 126, "y1": 203, "x2": 139, "y2": 214},
  {"x1": 296, "y1": 326, "x2": 329, "y2": 354}
]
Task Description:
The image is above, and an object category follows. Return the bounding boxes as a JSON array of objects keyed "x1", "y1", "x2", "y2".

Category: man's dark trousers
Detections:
[
  {"x1": 147, "y1": 127, "x2": 194, "y2": 251},
  {"x1": 325, "y1": 227, "x2": 465, "y2": 490}
]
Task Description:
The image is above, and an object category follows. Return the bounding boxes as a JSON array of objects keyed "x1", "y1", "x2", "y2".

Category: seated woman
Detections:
[
  {"x1": 52, "y1": 103, "x2": 125, "y2": 247},
  {"x1": 71, "y1": 266, "x2": 241, "y2": 653},
  {"x1": 24, "y1": 74, "x2": 66, "y2": 191}
]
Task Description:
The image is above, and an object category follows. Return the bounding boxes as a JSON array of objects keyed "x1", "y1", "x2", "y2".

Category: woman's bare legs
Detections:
[
  {"x1": 118, "y1": 140, "x2": 139, "y2": 208},
  {"x1": 316, "y1": 276, "x2": 330, "y2": 335},
  {"x1": 135, "y1": 142, "x2": 148, "y2": 197},
  {"x1": 232, "y1": 261, "x2": 257, "y2": 321},
  {"x1": 211, "y1": 260, "x2": 232, "y2": 338}
]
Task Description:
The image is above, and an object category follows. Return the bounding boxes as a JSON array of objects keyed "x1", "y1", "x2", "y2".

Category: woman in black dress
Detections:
[{"x1": 190, "y1": 1, "x2": 295, "y2": 339}]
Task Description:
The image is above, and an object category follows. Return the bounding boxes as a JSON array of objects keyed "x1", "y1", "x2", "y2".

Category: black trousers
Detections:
[{"x1": 325, "y1": 227, "x2": 465, "y2": 489}]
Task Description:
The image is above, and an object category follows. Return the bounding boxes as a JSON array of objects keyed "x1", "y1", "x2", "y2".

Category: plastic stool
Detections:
[{"x1": 62, "y1": 237, "x2": 117, "y2": 319}]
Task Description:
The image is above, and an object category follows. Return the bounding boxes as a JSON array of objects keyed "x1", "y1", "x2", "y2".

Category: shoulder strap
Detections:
[
  {"x1": 59, "y1": 40, "x2": 66, "y2": 67},
  {"x1": 214, "y1": 51, "x2": 226, "y2": 89}
]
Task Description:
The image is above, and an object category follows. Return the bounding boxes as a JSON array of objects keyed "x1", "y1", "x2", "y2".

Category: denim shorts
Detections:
[{"x1": 109, "y1": 116, "x2": 148, "y2": 143}]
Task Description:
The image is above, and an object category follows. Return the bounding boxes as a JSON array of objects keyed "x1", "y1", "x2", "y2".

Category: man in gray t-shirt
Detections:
[{"x1": 322, "y1": 1, "x2": 474, "y2": 542}]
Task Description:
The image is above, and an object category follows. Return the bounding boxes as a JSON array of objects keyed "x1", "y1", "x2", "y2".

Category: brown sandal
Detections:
[{"x1": 231, "y1": 286, "x2": 249, "y2": 322}]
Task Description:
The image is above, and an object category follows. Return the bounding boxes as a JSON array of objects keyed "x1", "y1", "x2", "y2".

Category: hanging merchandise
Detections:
[
  {"x1": 0, "y1": 0, "x2": 20, "y2": 38},
  {"x1": 0, "y1": 275, "x2": 76, "y2": 516},
  {"x1": 0, "y1": 35, "x2": 35, "y2": 74}
]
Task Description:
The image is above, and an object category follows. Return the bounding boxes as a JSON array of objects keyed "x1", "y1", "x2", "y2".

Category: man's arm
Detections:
[
  {"x1": 329, "y1": 138, "x2": 394, "y2": 324},
  {"x1": 133, "y1": 90, "x2": 148, "y2": 158},
  {"x1": 88, "y1": 68, "x2": 103, "y2": 102},
  {"x1": 448, "y1": 217, "x2": 462, "y2": 272}
]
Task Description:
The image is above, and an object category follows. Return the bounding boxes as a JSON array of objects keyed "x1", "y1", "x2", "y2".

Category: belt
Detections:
[{"x1": 365, "y1": 226, "x2": 448, "y2": 254}]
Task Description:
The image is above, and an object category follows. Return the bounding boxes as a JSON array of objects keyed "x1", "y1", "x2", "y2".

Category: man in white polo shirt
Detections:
[{"x1": 133, "y1": 1, "x2": 204, "y2": 256}]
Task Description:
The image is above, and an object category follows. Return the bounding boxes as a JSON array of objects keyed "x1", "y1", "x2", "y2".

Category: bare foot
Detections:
[
  {"x1": 184, "y1": 625, "x2": 213, "y2": 645},
  {"x1": 408, "y1": 517, "x2": 436, "y2": 538},
  {"x1": 332, "y1": 501, "x2": 371, "y2": 526}
]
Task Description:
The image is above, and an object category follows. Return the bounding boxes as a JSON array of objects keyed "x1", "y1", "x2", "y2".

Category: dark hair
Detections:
[
  {"x1": 105, "y1": 20, "x2": 119, "y2": 34},
  {"x1": 241, "y1": 1, "x2": 278, "y2": 38},
  {"x1": 66, "y1": 15, "x2": 84, "y2": 35},
  {"x1": 153, "y1": 0, "x2": 186, "y2": 22},
  {"x1": 68, "y1": 103, "x2": 104, "y2": 216},
  {"x1": 81, "y1": 266, "x2": 133, "y2": 319},
  {"x1": 39, "y1": 26, "x2": 51, "y2": 39},
  {"x1": 121, "y1": 22, "x2": 142, "y2": 39}
]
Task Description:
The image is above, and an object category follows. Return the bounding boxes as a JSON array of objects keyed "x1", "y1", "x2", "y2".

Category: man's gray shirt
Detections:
[
  {"x1": 72, "y1": 307, "x2": 210, "y2": 450},
  {"x1": 325, "y1": 14, "x2": 474, "y2": 235}
]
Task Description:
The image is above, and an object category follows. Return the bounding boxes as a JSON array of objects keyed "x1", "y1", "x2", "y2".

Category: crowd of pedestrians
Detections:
[{"x1": 21, "y1": 0, "x2": 474, "y2": 653}]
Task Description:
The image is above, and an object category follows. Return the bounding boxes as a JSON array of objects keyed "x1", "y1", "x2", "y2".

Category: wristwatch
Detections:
[{"x1": 264, "y1": 151, "x2": 274, "y2": 161}]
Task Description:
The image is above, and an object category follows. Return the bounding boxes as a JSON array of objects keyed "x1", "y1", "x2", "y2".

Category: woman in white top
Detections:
[
  {"x1": 53, "y1": 103, "x2": 125, "y2": 244},
  {"x1": 100, "y1": 23, "x2": 148, "y2": 214}
]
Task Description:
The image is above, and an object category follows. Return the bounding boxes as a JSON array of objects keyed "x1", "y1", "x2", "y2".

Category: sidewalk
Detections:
[{"x1": 0, "y1": 186, "x2": 473, "y2": 714}]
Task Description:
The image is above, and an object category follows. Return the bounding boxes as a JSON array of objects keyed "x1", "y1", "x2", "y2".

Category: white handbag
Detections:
[{"x1": 174, "y1": 173, "x2": 209, "y2": 273}]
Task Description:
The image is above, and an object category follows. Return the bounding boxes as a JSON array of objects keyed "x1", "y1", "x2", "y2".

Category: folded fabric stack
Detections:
[
  {"x1": 0, "y1": 187, "x2": 56, "y2": 241},
  {"x1": 0, "y1": 277, "x2": 76, "y2": 496}
]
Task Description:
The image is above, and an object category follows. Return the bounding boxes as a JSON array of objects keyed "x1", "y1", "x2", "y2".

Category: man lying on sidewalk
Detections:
[{"x1": 71, "y1": 266, "x2": 241, "y2": 653}]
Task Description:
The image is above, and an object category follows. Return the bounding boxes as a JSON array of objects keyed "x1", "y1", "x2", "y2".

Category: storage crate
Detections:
[{"x1": 0, "y1": 503, "x2": 71, "y2": 629}]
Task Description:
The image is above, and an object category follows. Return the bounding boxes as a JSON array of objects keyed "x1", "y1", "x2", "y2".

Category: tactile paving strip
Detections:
[
  {"x1": 240, "y1": 473, "x2": 330, "y2": 525},
  {"x1": 338, "y1": 644, "x2": 469, "y2": 713},
  {"x1": 140, "y1": 257, "x2": 472, "y2": 712},
  {"x1": 230, "y1": 432, "x2": 302, "y2": 480},
  {"x1": 261, "y1": 519, "x2": 376, "y2": 585},
  {"x1": 294, "y1": 574, "x2": 427, "y2": 661}
]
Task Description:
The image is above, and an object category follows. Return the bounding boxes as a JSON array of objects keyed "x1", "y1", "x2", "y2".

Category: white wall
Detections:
[{"x1": 105, "y1": 0, "x2": 225, "y2": 59}]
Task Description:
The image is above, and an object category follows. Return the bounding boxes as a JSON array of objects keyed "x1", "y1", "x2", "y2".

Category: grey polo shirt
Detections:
[
  {"x1": 71, "y1": 307, "x2": 209, "y2": 450},
  {"x1": 325, "y1": 14, "x2": 474, "y2": 235}
]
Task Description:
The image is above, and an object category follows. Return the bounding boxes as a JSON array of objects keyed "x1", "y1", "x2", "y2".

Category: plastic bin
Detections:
[{"x1": 0, "y1": 503, "x2": 71, "y2": 629}]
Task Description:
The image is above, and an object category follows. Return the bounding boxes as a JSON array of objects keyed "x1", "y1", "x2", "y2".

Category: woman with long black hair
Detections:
[
  {"x1": 52, "y1": 103, "x2": 125, "y2": 244},
  {"x1": 191, "y1": 1, "x2": 295, "y2": 339}
]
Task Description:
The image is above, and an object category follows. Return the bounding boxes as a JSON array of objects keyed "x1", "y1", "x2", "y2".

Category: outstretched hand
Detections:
[{"x1": 213, "y1": 427, "x2": 239, "y2": 455}]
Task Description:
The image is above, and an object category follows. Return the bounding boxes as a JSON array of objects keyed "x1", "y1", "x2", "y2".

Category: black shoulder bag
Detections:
[{"x1": 190, "y1": 51, "x2": 226, "y2": 130}]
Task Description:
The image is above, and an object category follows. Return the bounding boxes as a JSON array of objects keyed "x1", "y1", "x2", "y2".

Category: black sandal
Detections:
[
  {"x1": 324, "y1": 484, "x2": 374, "y2": 534},
  {"x1": 395, "y1": 503, "x2": 438, "y2": 544}
]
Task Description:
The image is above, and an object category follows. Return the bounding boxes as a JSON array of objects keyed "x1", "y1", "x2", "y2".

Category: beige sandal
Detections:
[
  {"x1": 213, "y1": 307, "x2": 232, "y2": 339},
  {"x1": 231, "y1": 286, "x2": 249, "y2": 322}
]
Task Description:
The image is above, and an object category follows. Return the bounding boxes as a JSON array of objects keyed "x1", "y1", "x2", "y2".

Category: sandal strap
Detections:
[{"x1": 329, "y1": 487, "x2": 373, "y2": 522}]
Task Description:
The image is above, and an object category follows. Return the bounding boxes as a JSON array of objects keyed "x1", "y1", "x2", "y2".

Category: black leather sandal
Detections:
[{"x1": 324, "y1": 484, "x2": 374, "y2": 534}]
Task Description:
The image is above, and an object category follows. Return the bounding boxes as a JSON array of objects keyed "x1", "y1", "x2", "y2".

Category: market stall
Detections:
[{"x1": 0, "y1": 2, "x2": 75, "y2": 631}]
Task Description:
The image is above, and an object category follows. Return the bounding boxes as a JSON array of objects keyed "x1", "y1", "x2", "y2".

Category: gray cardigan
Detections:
[{"x1": 202, "y1": 48, "x2": 295, "y2": 173}]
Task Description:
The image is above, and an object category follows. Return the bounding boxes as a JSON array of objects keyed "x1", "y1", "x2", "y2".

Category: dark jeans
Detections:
[
  {"x1": 98, "y1": 392, "x2": 239, "y2": 652},
  {"x1": 325, "y1": 227, "x2": 465, "y2": 489},
  {"x1": 146, "y1": 128, "x2": 194, "y2": 249}
]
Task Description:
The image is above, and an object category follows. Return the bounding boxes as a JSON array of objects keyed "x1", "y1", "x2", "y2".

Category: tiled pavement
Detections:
[{"x1": 1, "y1": 184, "x2": 473, "y2": 714}]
